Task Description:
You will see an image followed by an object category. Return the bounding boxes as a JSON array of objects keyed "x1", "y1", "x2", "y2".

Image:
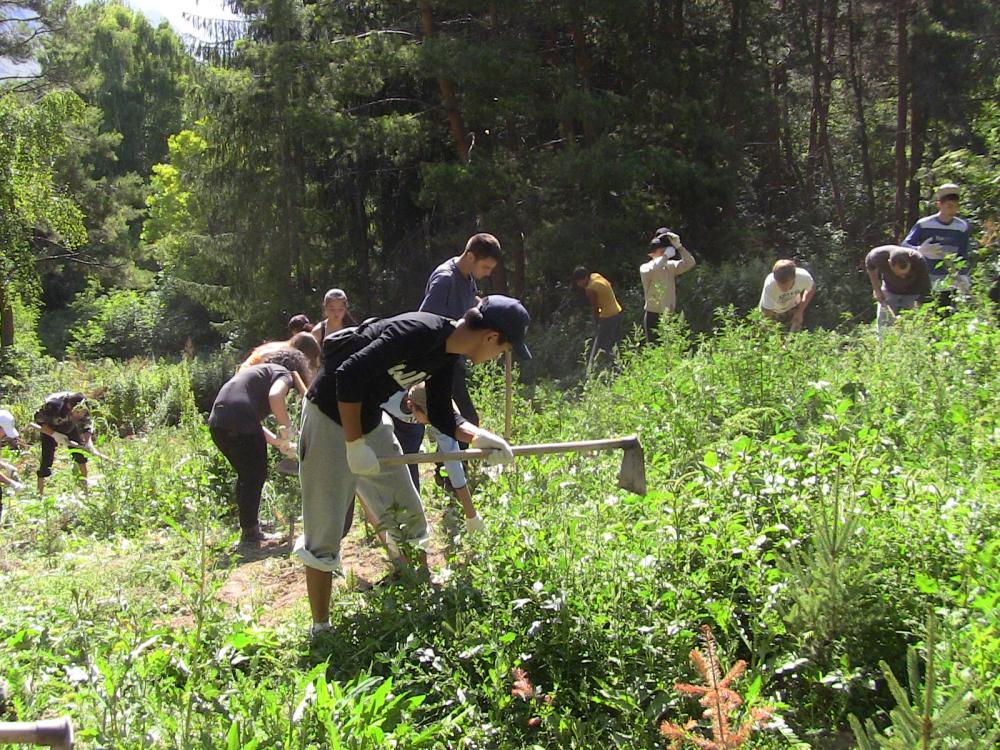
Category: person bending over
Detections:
[
  {"x1": 209, "y1": 349, "x2": 309, "y2": 546},
  {"x1": 34, "y1": 392, "x2": 95, "y2": 494},
  {"x1": 297, "y1": 295, "x2": 530, "y2": 637},
  {"x1": 865, "y1": 245, "x2": 931, "y2": 330},
  {"x1": 759, "y1": 259, "x2": 816, "y2": 332}
]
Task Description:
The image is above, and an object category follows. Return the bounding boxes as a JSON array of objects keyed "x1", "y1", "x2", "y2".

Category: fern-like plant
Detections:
[
  {"x1": 660, "y1": 625, "x2": 772, "y2": 749},
  {"x1": 849, "y1": 615, "x2": 999, "y2": 750}
]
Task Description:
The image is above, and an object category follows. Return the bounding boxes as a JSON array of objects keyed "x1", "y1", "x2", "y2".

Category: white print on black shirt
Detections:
[{"x1": 388, "y1": 363, "x2": 427, "y2": 388}]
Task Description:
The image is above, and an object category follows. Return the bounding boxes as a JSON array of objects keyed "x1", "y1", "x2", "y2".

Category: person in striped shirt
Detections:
[{"x1": 902, "y1": 182, "x2": 971, "y2": 300}]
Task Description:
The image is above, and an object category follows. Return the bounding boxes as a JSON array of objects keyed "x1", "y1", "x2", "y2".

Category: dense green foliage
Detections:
[
  {"x1": 2, "y1": 0, "x2": 999, "y2": 358},
  {"x1": 2, "y1": 306, "x2": 998, "y2": 748}
]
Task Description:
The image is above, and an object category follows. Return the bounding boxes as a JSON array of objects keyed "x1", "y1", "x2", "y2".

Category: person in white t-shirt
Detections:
[
  {"x1": 639, "y1": 227, "x2": 696, "y2": 343},
  {"x1": 759, "y1": 259, "x2": 816, "y2": 332}
]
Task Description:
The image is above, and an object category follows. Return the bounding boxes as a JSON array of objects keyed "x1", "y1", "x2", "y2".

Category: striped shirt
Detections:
[{"x1": 902, "y1": 214, "x2": 970, "y2": 276}]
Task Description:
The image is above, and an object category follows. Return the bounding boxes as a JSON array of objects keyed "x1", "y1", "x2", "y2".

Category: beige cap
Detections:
[{"x1": 934, "y1": 183, "x2": 960, "y2": 200}]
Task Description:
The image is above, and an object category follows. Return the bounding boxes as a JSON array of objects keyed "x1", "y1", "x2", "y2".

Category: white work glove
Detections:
[
  {"x1": 664, "y1": 231, "x2": 682, "y2": 249},
  {"x1": 918, "y1": 238, "x2": 945, "y2": 259},
  {"x1": 51, "y1": 432, "x2": 70, "y2": 448},
  {"x1": 277, "y1": 439, "x2": 298, "y2": 459},
  {"x1": 469, "y1": 428, "x2": 514, "y2": 466},
  {"x1": 7, "y1": 480, "x2": 25, "y2": 493},
  {"x1": 465, "y1": 515, "x2": 486, "y2": 534},
  {"x1": 345, "y1": 438, "x2": 380, "y2": 476}
]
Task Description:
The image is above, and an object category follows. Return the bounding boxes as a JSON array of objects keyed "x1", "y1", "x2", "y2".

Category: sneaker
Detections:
[{"x1": 239, "y1": 529, "x2": 283, "y2": 547}]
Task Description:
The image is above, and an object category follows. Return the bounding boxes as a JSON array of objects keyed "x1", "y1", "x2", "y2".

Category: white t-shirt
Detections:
[{"x1": 759, "y1": 268, "x2": 814, "y2": 314}]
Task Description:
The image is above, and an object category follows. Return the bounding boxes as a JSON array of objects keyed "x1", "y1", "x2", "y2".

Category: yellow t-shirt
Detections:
[{"x1": 586, "y1": 274, "x2": 623, "y2": 318}]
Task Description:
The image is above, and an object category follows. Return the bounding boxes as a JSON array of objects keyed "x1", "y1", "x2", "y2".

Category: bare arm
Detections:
[
  {"x1": 268, "y1": 379, "x2": 293, "y2": 438},
  {"x1": 584, "y1": 287, "x2": 600, "y2": 320},
  {"x1": 867, "y1": 268, "x2": 885, "y2": 301},
  {"x1": 338, "y1": 401, "x2": 364, "y2": 442}
]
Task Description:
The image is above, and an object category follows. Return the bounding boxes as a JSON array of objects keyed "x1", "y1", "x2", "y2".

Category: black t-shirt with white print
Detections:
[{"x1": 307, "y1": 312, "x2": 460, "y2": 438}]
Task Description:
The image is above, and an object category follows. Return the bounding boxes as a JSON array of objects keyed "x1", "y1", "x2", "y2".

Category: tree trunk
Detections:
[
  {"x1": 672, "y1": 0, "x2": 685, "y2": 36},
  {"x1": 569, "y1": 22, "x2": 597, "y2": 145},
  {"x1": 846, "y1": 0, "x2": 876, "y2": 231},
  {"x1": 805, "y1": 0, "x2": 824, "y2": 201},
  {"x1": 907, "y1": 97, "x2": 927, "y2": 227},
  {"x1": 819, "y1": 0, "x2": 846, "y2": 228},
  {"x1": 893, "y1": 0, "x2": 910, "y2": 238},
  {"x1": 419, "y1": 1, "x2": 470, "y2": 162}
]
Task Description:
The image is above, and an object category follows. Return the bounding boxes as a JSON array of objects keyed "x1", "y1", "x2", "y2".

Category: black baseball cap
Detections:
[{"x1": 478, "y1": 295, "x2": 531, "y2": 360}]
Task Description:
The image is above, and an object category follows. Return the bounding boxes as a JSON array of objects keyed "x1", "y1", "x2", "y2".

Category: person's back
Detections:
[{"x1": 586, "y1": 273, "x2": 623, "y2": 318}]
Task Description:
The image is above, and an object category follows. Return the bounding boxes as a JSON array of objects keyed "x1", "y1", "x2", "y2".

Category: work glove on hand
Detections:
[
  {"x1": 51, "y1": 432, "x2": 70, "y2": 448},
  {"x1": 278, "y1": 440, "x2": 298, "y2": 459},
  {"x1": 8, "y1": 480, "x2": 26, "y2": 493},
  {"x1": 469, "y1": 428, "x2": 515, "y2": 466},
  {"x1": 663, "y1": 231, "x2": 682, "y2": 249},
  {"x1": 346, "y1": 438, "x2": 381, "y2": 476},
  {"x1": 918, "y1": 238, "x2": 945, "y2": 259},
  {"x1": 465, "y1": 514, "x2": 486, "y2": 534}
]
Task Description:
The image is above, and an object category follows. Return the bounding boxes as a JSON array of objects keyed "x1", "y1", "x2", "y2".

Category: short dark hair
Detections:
[
  {"x1": 288, "y1": 332, "x2": 321, "y2": 371},
  {"x1": 572, "y1": 266, "x2": 589, "y2": 282},
  {"x1": 260, "y1": 348, "x2": 312, "y2": 380},
  {"x1": 772, "y1": 259, "x2": 797, "y2": 285},
  {"x1": 465, "y1": 233, "x2": 502, "y2": 261},
  {"x1": 462, "y1": 307, "x2": 510, "y2": 345}
]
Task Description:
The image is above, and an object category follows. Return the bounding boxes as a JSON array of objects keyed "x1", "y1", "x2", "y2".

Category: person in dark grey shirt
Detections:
[
  {"x1": 396, "y1": 233, "x2": 503, "y2": 487},
  {"x1": 297, "y1": 295, "x2": 530, "y2": 638},
  {"x1": 209, "y1": 351, "x2": 309, "y2": 545},
  {"x1": 865, "y1": 245, "x2": 931, "y2": 330}
]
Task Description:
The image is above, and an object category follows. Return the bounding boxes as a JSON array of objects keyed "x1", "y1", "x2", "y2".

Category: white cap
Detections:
[
  {"x1": 934, "y1": 183, "x2": 960, "y2": 201},
  {"x1": 0, "y1": 409, "x2": 18, "y2": 438}
]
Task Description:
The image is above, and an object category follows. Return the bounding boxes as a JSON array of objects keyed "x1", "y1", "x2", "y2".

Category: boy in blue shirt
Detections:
[{"x1": 902, "y1": 182, "x2": 971, "y2": 298}]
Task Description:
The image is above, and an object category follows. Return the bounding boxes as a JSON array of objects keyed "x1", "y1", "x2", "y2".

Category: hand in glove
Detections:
[
  {"x1": 346, "y1": 438, "x2": 381, "y2": 476},
  {"x1": 663, "y1": 231, "x2": 682, "y2": 249},
  {"x1": 918, "y1": 238, "x2": 945, "y2": 259},
  {"x1": 469, "y1": 428, "x2": 514, "y2": 465},
  {"x1": 51, "y1": 432, "x2": 70, "y2": 448},
  {"x1": 465, "y1": 515, "x2": 486, "y2": 534},
  {"x1": 277, "y1": 439, "x2": 298, "y2": 458}
]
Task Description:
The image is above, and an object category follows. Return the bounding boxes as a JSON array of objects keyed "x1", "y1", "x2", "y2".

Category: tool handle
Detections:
[
  {"x1": 0, "y1": 717, "x2": 74, "y2": 748},
  {"x1": 379, "y1": 436, "x2": 639, "y2": 467}
]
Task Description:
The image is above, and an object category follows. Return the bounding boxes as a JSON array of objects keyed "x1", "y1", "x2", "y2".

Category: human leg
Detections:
[
  {"x1": 295, "y1": 400, "x2": 358, "y2": 625},
  {"x1": 36, "y1": 433, "x2": 57, "y2": 494},
  {"x1": 211, "y1": 427, "x2": 268, "y2": 538},
  {"x1": 643, "y1": 311, "x2": 661, "y2": 344}
]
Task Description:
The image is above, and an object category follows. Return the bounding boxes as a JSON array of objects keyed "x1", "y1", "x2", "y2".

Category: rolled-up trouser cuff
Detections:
[{"x1": 293, "y1": 535, "x2": 344, "y2": 574}]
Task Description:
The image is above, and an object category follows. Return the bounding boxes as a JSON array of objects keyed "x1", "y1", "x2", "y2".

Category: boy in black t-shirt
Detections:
[{"x1": 297, "y1": 295, "x2": 530, "y2": 637}]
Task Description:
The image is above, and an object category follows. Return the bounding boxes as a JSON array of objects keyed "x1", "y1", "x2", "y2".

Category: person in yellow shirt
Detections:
[{"x1": 572, "y1": 266, "x2": 623, "y2": 370}]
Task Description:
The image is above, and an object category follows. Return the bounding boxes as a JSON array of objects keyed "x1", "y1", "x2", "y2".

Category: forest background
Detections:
[{"x1": 2, "y1": 0, "x2": 999, "y2": 385}]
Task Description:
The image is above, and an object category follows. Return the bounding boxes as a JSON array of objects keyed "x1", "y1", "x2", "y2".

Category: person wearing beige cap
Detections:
[{"x1": 902, "y1": 182, "x2": 971, "y2": 299}]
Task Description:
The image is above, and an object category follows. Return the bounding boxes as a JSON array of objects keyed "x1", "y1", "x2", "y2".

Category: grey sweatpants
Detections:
[{"x1": 294, "y1": 399, "x2": 429, "y2": 573}]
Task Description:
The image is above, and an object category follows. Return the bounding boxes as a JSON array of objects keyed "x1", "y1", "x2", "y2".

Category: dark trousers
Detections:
[
  {"x1": 643, "y1": 311, "x2": 661, "y2": 344},
  {"x1": 210, "y1": 426, "x2": 268, "y2": 536},
  {"x1": 37, "y1": 432, "x2": 87, "y2": 478},
  {"x1": 588, "y1": 313, "x2": 623, "y2": 370}
]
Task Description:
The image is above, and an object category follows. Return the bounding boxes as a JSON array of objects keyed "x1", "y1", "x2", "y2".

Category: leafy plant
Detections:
[
  {"x1": 660, "y1": 625, "x2": 772, "y2": 749},
  {"x1": 849, "y1": 615, "x2": 999, "y2": 750}
]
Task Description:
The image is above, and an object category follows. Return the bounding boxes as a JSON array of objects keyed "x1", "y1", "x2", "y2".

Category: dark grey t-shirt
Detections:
[
  {"x1": 419, "y1": 258, "x2": 477, "y2": 319},
  {"x1": 209, "y1": 364, "x2": 292, "y2": 434}
]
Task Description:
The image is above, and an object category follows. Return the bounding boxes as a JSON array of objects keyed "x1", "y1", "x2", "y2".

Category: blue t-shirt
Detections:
[
  {"x1": 902, "y1": 214, "x2": 971, "y2": 276},
  {"x1": 418, "y1": 258, "x2": 477, "y2": 319}
]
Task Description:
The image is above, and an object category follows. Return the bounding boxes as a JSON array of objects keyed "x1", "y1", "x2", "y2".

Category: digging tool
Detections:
[
  {"x1": 0, "y1": 717, "x2": 74, "y2": 749},
  {"x1": 30, "y1": 424, "x2": 112, "y2": 462},
  {"x1": 380, "y1": 435, "x2": 647, "y2": 496},
  {"x1": 503, "y1": 351, "x2": 513, "y2": 440}
]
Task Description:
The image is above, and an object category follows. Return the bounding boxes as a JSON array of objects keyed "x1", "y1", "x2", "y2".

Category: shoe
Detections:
[{"x1": 239, "y1": 529, "x2": 283, "y2": 546}]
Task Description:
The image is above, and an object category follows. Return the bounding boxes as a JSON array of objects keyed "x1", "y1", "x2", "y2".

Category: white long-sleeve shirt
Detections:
[{"x1": 640, "y1": 246, "x2": 696, "y2": 314}]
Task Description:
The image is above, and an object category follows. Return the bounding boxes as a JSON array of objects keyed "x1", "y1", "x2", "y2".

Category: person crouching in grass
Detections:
[
  {"x1": 382, "y1": 382, "x2": 485, "y2": 535},
  {"x1": 297, "y1": 295, "x2": 530, "y2": 638}
]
